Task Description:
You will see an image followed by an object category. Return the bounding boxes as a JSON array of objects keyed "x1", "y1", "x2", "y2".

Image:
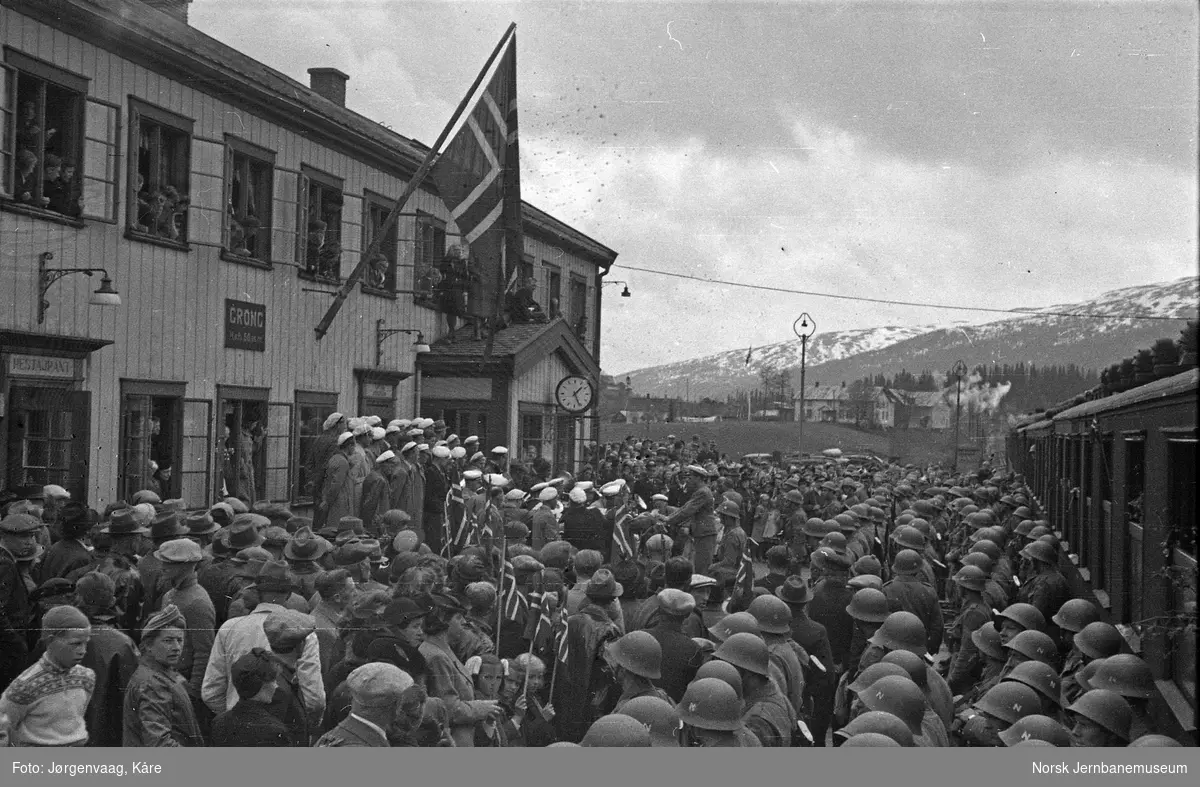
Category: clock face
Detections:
[{"x1": 556, "y1": 376, "x2": 594, "y2": 412}]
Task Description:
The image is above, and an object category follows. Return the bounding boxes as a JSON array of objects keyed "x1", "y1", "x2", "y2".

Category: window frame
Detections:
[
  {"x1": 360, "y1": 189, "x2": 400, "y2": 297},
  {"x1": 126, "y1": 96, "x2": 194, "y2": 249},
  {"x1": 293, "y1": 390, "x2": 339, "y2": 505},
  {"x1": 1, "y1": 49, "x2": 90, "y2": 225},
  {"x1": 297, "y1": 164, "x2": 345, "y2": 283},
  {"x1": 413, "y1": 210, "x2": 447, "y2": 307},
  {"x1": 222, "y1": 134, "x2": 276, "y2": 267},
  {"x1": 544, "y1": 262, "x2": 562, "y2": 319},
  {"x1": 569, "y1": 273, "x2": 589, "y2": 339},
  {"x1": 518, "y1": 404, "x2": 546, "y2": 463}
]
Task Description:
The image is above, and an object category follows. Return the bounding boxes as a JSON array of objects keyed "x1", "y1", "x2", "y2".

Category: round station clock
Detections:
[{"x1": 555, "y1": 375, "x2": 595, "y2": 413}]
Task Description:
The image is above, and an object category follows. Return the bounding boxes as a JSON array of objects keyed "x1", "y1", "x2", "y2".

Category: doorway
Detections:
[{"x1": 5, "y1": 384, "x2": 90, "y2": 500}]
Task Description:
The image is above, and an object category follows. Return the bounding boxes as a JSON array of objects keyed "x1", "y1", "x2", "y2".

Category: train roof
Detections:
[
  {"x1": 1052, "y1": 368, "x2": 1198, "y2": 422},
  {"x1": 1017, "y1": 419, "x2": 1054, "y2": 433}
]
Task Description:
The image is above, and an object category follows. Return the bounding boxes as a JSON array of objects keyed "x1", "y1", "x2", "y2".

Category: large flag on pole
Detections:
[{"x1": 430, "y1": 32, "x2": 522, "y2": 328}]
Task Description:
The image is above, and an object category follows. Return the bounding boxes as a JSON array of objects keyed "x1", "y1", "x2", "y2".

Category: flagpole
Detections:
[{"x1": 315, "y1": 23, "x2": 517, "y2": 340}]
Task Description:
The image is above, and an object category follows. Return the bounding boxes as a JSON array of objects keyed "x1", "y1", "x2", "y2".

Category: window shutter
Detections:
[
  {"x1": 272, "y1": 168, "x2": 297, "y2": 265},
  {"x1": 180, "y1": 398, "x2": 213, "y2": 506},
  {"x1": 189, "y1": 138, "x2": 224, "y2": 246},
  {"x1": 265, "y1": 401, "x2": 294, "y2": 502},
  {"x1": 341, "y1": 192, "x2": 363, "y2": 259},
  {"x1": 222, "y1": 142, "x2": 234, "y2": 250},
  {"x1": 293, "y1": 171, "x2": 309, "y2": 265},
  {"x1": 125, "y1": 104, "x2": 141, "y2": 228},
  {"x1": 81, "y1": 97, "x2": 120, "y2": 222},
  {"x1": 0, "y1": 64, "x2": 14, "y2": 198}
]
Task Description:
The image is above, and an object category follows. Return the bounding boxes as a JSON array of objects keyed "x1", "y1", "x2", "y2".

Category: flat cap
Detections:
[
  {"x1": 511, "y1": 554, "x2": 545, "y2": 573},
  {"x1": 346, "y1": 662, "x2": 413, "y2": 707},
  {"x1": 155, "y1": 538, "x2": 204, "y2": 564},
  {"x1": 657, "y1": 588, "x2": 696, "y2": 616},
  {"x1": 263, "y1": 609, "x2": 316, "y2": 652},
  {"x1": 0, "y1": 512, "x2": 42, "y2": 534}
]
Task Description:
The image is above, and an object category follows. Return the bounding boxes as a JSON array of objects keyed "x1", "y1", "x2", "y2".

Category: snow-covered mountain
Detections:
[{"x1": 618, "y1": 276, "x2": 1199, "y2": 400}]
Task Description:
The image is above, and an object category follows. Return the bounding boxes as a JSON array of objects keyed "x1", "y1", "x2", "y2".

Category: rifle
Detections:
[{"x1": 882, "y1": 494, "x2": 896, "y2": 581}]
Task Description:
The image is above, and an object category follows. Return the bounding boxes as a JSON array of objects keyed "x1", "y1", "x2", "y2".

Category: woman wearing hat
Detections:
[
  {"x1": 122, "y1": 604, "x2": 204, "y2": 746},
  {"x1": 211, "y1": 648, "x2": 291, "y2": 746},
  {"x1": 418, "y1": 595, "x2": 503, "y2": 746}
]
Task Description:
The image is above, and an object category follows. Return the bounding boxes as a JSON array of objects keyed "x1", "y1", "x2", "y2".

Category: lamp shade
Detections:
[{"x1": 89, "y1": 276, "x2": 121, "y2": 307}]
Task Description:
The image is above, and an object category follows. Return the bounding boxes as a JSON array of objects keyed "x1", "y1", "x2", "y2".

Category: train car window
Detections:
[
  {"x1": 1124, "y1": 436, "x2": 1145, "y2": 527},
  {"x1": 1165, "y1": 438, "x2": 1197, "y2": 709},
  {"x1": 1166, "y1": 439, "x2": 1197, "y2": 557}
]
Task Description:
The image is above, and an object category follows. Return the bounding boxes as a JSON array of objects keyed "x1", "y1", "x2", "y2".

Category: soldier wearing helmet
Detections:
[
  {"x1": 605, "y1": 631, "x2": 672, "y2": 713},
  {"x1": 1077, "y1": 654, "x2": 1158, "y2": 740},
  {"x1": 951, "y1": 681, "x2": 1042, "y2": 747},
  {"x1": 620, "y1": 696, "x2": 681, "y2": 747},
  {"x1": 1061, "y1": 620, "x2": 1124, "y2": 705},
  {"x1": 882, "y1": 549, "x2": 944, "y2": 655},
  {"x1": 1067, "y1": 689, "x2": 1132, "y2": 747},
  {"x1": 676, "y1": 677, "x2": 761, "y2": 747},
  {"x1": 954, "y1": 622, "x2": 1008, "y2": 711},
  {"x1": 845, "y1": 588, "x2": 891, "y2": 685},
  {"x1": 995, "y1": 603, "x2": 1046, "y2": 646},
  {"x1": 1000, "y1": 660, "x2": 1062, "y2": 717},
  {"x1": 1016, "y1": 539, "x2": 1071, "y2": 628},
  {"x1": 714, "y1": 632, "x2": 795, "y2": 746},
  {"x1": 834, "y1": 709, "x2": 915, "y2": 747},
  {"x1": 579, "y1": 713, "x2": 651, "y2": 747},
  {"x1": 945, "y1": 564, "x2": 993, "y2": 694},
  {"x1": 857, "y1": 674, "x2": 949, "y2": 747},
  {"x1": 747, "y1": 594, "x2": 807, "y2": 720}
]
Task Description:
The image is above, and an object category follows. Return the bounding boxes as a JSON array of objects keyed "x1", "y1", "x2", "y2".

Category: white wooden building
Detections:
[{"x1": 0, "y1": 0, "x2": 616, "y2": 510}]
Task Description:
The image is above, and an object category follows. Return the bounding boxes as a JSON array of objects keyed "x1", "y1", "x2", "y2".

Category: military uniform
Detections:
[
  {"x1": 1018, "y1": 569, "x2": 1072, "y2": 626},
  {"x1": 949, "y1": 709, "x2": 1003, "y2": 747},
  {"x1": 882, "y1": 575, "x2": 944, "y2": 654},
  {"x1": 742, "y1": 679, "x2": 796, "y2": 747},
  {"x1": 946, "y1": 599, "x2": 990, "y2": 694}
]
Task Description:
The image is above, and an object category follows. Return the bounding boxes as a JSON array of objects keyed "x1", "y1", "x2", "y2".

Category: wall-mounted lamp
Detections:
[
  {"x1": 375, "y1": 319, "x2": 429, "y2": 365},
  {"x1": 38, "y1": 251, "x2": 121, "y2": 324},
  {"x1": 603, "y1": 280, "x2": 632, "y2": 297}
]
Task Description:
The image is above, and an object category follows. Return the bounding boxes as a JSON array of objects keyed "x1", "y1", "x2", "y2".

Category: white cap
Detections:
[
  {"x1": 485, "y1": 474, "x2": 509, "y2": 487},
  {"x1": 600, "y1": 482, "x2": 622, "y2": 496},
  {"x1": 407, "y1": 428, "x2": 425, "y2": 438},
  {"x1": 491, "y1": 446, "x2": 509, "y2": 455},
  {"x1": 417, "y1": 443, "x2": 430, "y2": 452},
  {"x1": 396, "y1": 419, "x2": 412, "y2": 428},
  {"x1": 375, "y1": 450, "x2": 396, "y2": 464},
  {"x1": 464, "y1": 435, "x2": 480, "y2": 444},
  {"x1": 42, "y1": 484, "x2": 70, "y2": 499},
  {"x1": 451, "y1": 447, "x2": 467, "y2": 459},
  {"x1": 470, "y1": 452, "x2": 486, "y2": 463},
  {"x1": 348, "y1": 417, "x2": 366, "y2": 431},
  {"x1": 401, "y1": 441, "x2": 418, "y2": 453},
  {"x1": 432, "y1": 446, "x2": 451, "y2": 459},
  {"x1": 352, "y1": 423, "x2": 371, "y2": 437},
  {"x1": 366, "y1": 416, "x2": 383, "y2": 427},
  {"x1": 539, "y1": 487, "x2": 559, "y2": 502},
  {"x1": 505, "y1": 489, "x2": 528, "y2": 501},
  {"x1": 419, "y1": 418, "x2": 435, "y2": 428},
  {"x1": 530, "y1": 482, "x2": 549, "y2": 493},
  {"x1": 463, "y1": 469, "x2": 483, "y2": 480},
  {"x1": 569, "y1": 488, "x2": 588, "y2": 504},
  {"x1": 337, "y1": 431, "x2": 355, "y2": 446},
  {"x1": 323, "y1": 412, "x2": 345, "y2": 431},
  {"x1": 574, "y1": 481, "x2": 594, "y2": 491},
  {"x1": 385, "y1": 424, "x2": 403, "y2": 435},
  {"x1": 446, "y1": 434, "x2": 460, "y2": 444},
  {"x1": 690, "y1": 574, "x2": 717, "y2": 589},
  {"x1": 548, "y1": 477, "x2": 568, "y2": 487},
  {"x1": 370, "y1": 427, "x2": 386, "y2": 441},
  {"x1": 652, "y1": 494, "x2": 669, "y2": 502}
]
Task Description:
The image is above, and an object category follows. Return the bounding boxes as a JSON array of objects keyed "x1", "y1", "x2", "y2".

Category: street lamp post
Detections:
[
  {"x1": 794, "y1": 313, "x2": 816, "y2": 454},
  {"x1": 952, "y1": 359, "x2": 968, "y2": 473}
]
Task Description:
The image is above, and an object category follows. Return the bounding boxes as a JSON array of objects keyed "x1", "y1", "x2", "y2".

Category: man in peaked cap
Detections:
[
  {"x1": 0, "y1": 512, "x2": 43, "y2": 687},
  {"x1": 360, "y1": 450, "x2": 397, "y2": 538},
  {"x1": 882, "y1": 549, "x2": 944, "y2": 655},
  {"x1": 643, "y1": 588, "x2": 704, "y2": 702},
  {"x1": 424, "y1": 445, "x2": 454, "y2": 556},
  {"x1": 662, "y1": 464, "x2": 720, "y2": 575},
  {"x1": 315, "y1": 662, "x2": 413, "y2": 747},
  {"x1": 316, "y1": 431, "x2": 357, "y2": 532},
  {"x1": 154, "y1": 538, "x2": 216, "y2": 712},
  {"x1": 307, "y1": 412, "x2": 346, "y2": 503},
  {"x1": 137, "y1": 510, "x2": 191, "y2": 622}
]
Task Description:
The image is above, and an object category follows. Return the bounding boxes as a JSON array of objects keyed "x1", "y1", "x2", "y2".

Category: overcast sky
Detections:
[{"x1": 192, "y1": 0, "x2": 1199, "y2": 374}]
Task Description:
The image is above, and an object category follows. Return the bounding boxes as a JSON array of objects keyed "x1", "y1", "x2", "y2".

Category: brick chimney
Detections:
[
  {"x1": 308, "y1": 68, "x2": 349, "y2": 107},
  {"x1": 141, "y1": 0, "x2": 193, "y2": 23}
]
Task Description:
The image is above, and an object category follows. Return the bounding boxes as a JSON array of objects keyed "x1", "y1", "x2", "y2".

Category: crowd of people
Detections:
[{"x1": 0, "y1": 422, "x2": 1189, "y2": 748}]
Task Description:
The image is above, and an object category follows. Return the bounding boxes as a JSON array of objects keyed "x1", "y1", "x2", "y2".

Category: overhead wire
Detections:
[{"x1": 611, "y1": 264, "x2": 1193, "y2": 323}]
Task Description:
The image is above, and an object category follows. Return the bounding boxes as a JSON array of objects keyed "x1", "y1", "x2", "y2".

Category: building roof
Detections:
[
  {"x1": 423, "y1": 317, "x2": 600, "y2": 380},
  {"x1": 904, "y1": 391, "x2": 949, "y2": 408},
  {"x1": 796, "y1": 385, "x2": 848, "y2": 402}
]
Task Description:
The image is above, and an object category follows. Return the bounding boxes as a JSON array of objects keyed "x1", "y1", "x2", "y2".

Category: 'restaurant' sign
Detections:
[
  {"x1": 224, "y1": 299, "x2": 266, "y2": 352},
  {"x1": 6, "y1": 354, "x2": 77, "y2": 379}
]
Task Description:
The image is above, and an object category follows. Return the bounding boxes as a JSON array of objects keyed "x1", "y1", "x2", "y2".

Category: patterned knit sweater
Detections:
[{"x1": 0, "y1": 655, "x2": 95, "y2": 746}]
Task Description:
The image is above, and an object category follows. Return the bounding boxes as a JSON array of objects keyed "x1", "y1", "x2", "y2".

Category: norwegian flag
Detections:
[
  {"x1": 441, "y1": 488, "x2": 456, "y2": 556},
  {"x1": 734, "y1": 543, "x2": 755, "y2": 596},
  {"x1": 612, "y1": 505, "x2": 634, "y2": 561},
  {"x1": 529, "y1": 593, "x2": 555, "y2": 650},
  {"x1": 430, "y1": 31, "x2": 522, "y2": 326},
  {"x1": 501, "y1": 561, "x2": 527, "y2": 621},
  {"x1": 555, "y1": 623, "x2": 570, "y2": 664}
]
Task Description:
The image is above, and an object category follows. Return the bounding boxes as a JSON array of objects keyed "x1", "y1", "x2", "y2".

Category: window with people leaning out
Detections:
[
  {"x1": 3, "y1": 64, "x2": 84, "y2": 218},
  {"x1": 362, "y1": 193, "x2": 398, "y2": 292},
  {"x1": 300, "y1": 167, "x2": 344, "y2": 282},
  {"x1": 129, "y1": 100, "x2": 192, "y2": 244},
  {"x1": 225, "y1": 138, "x2": 274, "y2": 262}
]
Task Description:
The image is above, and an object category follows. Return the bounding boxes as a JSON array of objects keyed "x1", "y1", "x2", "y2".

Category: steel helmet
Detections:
[
  {"x1": 847, "y1": 662, "x2": 909, "y2": 695},
  {"x1": 1073, "y1": 621, "x2": 1124, "y2": 661},
  {"x1": 974, "y1": 681, "x2": 1042, "y2": 727},
  {"x1": 1027, "y1": 525, "x2": 1051, "y2": 540},
  {"x1": 850, "y1": 503, "x2": 872, "y2": 520},
  {"x1": 1011, "y1": 739, "x2": 1055, "y2": 748},
  {"x1": 820, "y1": 531, "x2": 849, "y2": 554},
  {"x1": 1128, "y1": 734, "x2": 1183, "y2": 747},
  {"x1": 960, "y1": 504, "x2": 979, "y2": 517},
  {"x1": 1002, "y1": 660, "x2": 1062, "y2": 707},
  {"x1": 846, "y1": 588, "x2": 891, "y2": 624},
  {"x1": 960, "y1": 551, "x2": 995, "y2": 574},
  {"x1": 1037, "y1": 533, "x2": 1061, "y2": 551},
  {"x1": 834, "y1": 513, "x2": 858, "y2": 533},
  {"x1": 1011, "y1": 505, "x2": 1032, "y2": 520},
  {"x1": 891, "y1": 525, "x2": 925, "y2": 551},
  {"x1": 784, "y1": 489, "x2": 806, "y2": 506},
  {"x1": 869, "y1": 611, "x2": 928, "y2": 657},
  {"x1": 1004, "y1": 630, "x2": 1059, "y2": 666},
  {"x1": 911, "y1": 500, "x2": 936, "y2": 518},
  {"x1": 859, "y1": 675, "x2": 926, "y2": 736},
  {"x1": 1067, "y1": 689, "x2": 1133, "y2": 742},
  {"x1": 714, "y1": 632, "x2": 770, "y2": 677},
  {"x1": 802, "y1": 517, "x2": 830, "y2": 538},
  {"x1": 952, "y1": 496, "x2": 975, "y2": 512},
  {"x1": 695, "y1": 659, "x2": 743, "y2": 699},
  {"x1": 951, "y1": 564, "x2": 988, "y2": 592},
  {"x1": 620, "y1": 696, "x2": 681, "y2": 747},
  {"x1": 996, "y1": 603, "x2": 1046, "y2": 634},
  {"x1": 1019, "y1": 540, "x2": 1058, "y2": 566},
  {"x1": 892, "y1": 549, "x2": 924, "y2": 576},
  {"x1": 895, "y1": 513, "x2": 915, "y2": 528},
  {"x1": 981, "y1": 526, "x2": 1006, "y2": 546},
  {"x1": 1082, "y1": 654, "x2": 1156, "y2": 699},
  {"x1": 966, "y1": 512, "x2": 993, "y2": 529},
  {"x1": 1051, "y1": 598, "x2": 1102, "y2": 633},
  {"x1": 868, "y1": 506, "x2": 886, "y2": 523},
  {"x1": 580, "y1": 714, "x2": 652, "y2": 747},
  {"x1": 691, "y1": 637, "x2": 717, "y2": 658},
  {"x1": 676, "y1": 678, "x2": 743, "y2": 731},
  {"x1": 707, "y1": 611, "x2": 761, "y2": 643},
  {"x1": 999, "y1": 495, "x2": 1017, "y2": 507},
  {"x1": 847, "y1": 574, "x2": 884, "y2": 592},
  {"x1": 970, "y1": 539, "x2": 1002, "y2": 563},
  {"x1": 1014, "y1": 519, "x2": 1037, "y2": 538},
  {"x1": 997, "y1": 714, "x2": 1071, "y2": 747},
  {"x1": 606, "y1": 631, "x2": 663, "y2": 680},
  {"x1": 834, "y1": 710, "x2": 914, "y2": 747},
  {"x1": 881, "y1": 649, "x2": 929, "y2": 689},
  {"x1": 841, "y1": 732, "x2": 902, "y2": 747},
  {"x1": 747, "y1": 594, "x2": 792, "y2": 635}
]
